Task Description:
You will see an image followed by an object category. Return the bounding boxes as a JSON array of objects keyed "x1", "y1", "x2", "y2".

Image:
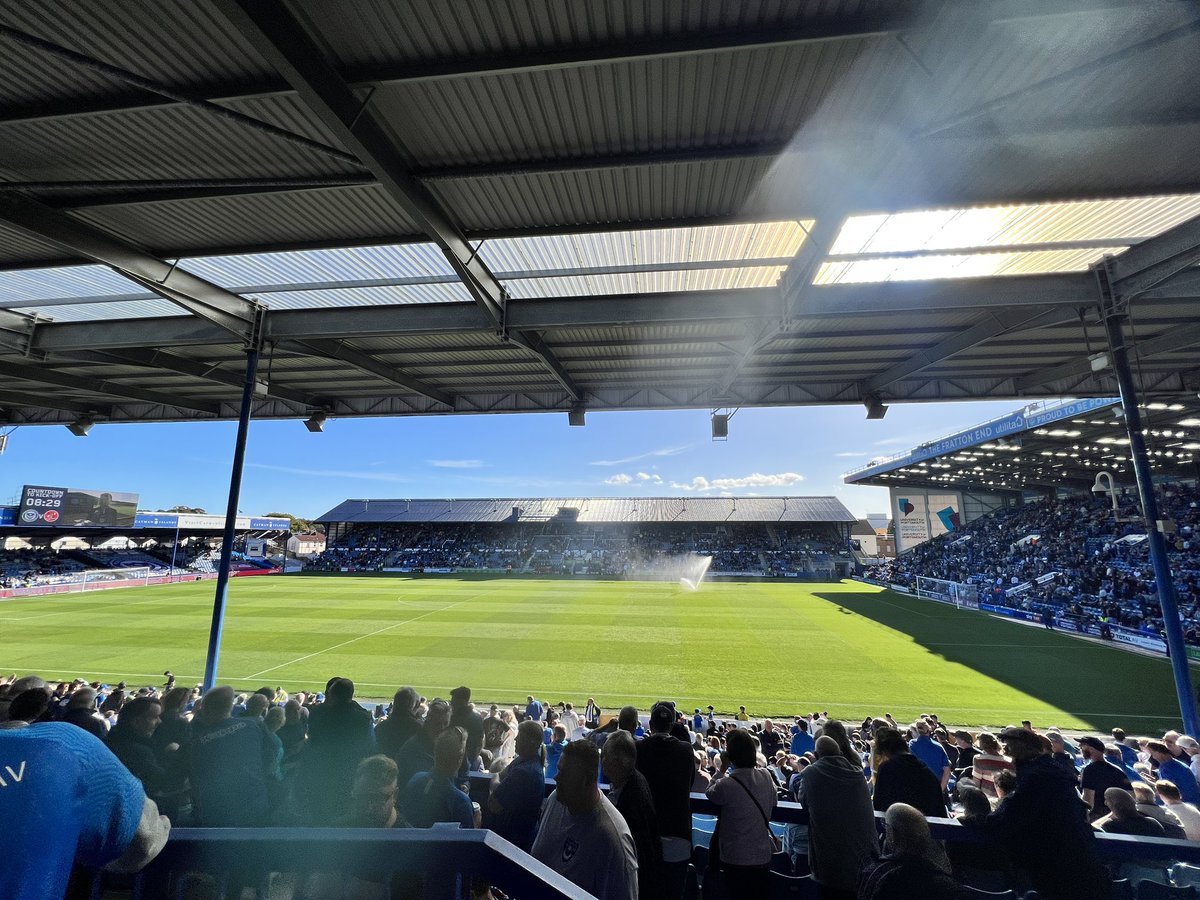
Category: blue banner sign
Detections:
[
  {"x1": 845, "y1": 397, "x2": 1119, "y2": 482},
  {"x1": 0, "y1": 507, "x2": 289, "y2": 531}
]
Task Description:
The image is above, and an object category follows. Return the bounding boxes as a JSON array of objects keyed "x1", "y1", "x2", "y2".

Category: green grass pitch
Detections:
[{"x1": 0, "y1": 575, "x2": 1188, "y2": 732}]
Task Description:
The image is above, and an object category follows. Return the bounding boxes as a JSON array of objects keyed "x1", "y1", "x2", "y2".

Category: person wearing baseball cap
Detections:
[{"x1": 1078, "y1": 735, "x2": 1131, "y2": 820}]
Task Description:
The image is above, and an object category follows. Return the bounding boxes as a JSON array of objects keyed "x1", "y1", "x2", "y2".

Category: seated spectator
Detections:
[
  {"x1": 1079, "y1": 736, "x2": 1132, "y2": 820},
  {"x1": 790, "y1": 717, "x2": 816, "y2": 756},
  {"x1": 0, "y1": 675, "x2": 47, "y2": 723},
  {"x1": 488, "y1": 720, "x2": 546, "y2": 852},
  {"x1": 1097, "y1": 787, "x2": 1166, "y2": 837},
  {"x1": 2, "y1": 689, "x2": 52, "y2": 727},
  {"x1": 62, "y1": 686, "x2": 108, "y2": 740},
  {"x1": 858, "y1": 803, "x2": 957, "y2": 900},
  {"x1": 346, "y1": 755, "x2": 399, "y2": 828},
  {"x1": 399, "y1": 726, "x2": 475, "y2": 829},
  {"x1": 950, "y1": 730, "x2": 978, "y2": 781},
  {"x1": 1046, "y1": 731, "x2": 1077, "y2": 783},
  {"x1": 797, "y1": 735, "x2": 878, "y2": 899},
  {"x1": 1148, "y1": 740, "x2": 1200, "y2": 805},
  {"x1": 276, "y1": 699, "x2": 307, "y2": 765},
  {"x1": 949, "y1": 786, "x2": 1012, "y2": 889},
  {"x1": 188, "y1": 685, "x2": 278, "y2": 827},
  {"x1": 971, "y1": 732, "x2": 1014, "y2": 800},
  {"x1": 872, "y1": 726, "x2": 947, "y2": 818},
  {"x1": 1157, "y1": 779, "x2": 1200, "y2": 840},
  {"x1": 107, "y1": 697, "x2": 170, "y2": 800},
  {"x1": 604, "y1": 729, "x2": 663, "y2": 900},
  {"x1": 0, "y1": 720, "x2": 170, "y2": 898},
  {"x1": 706, "y1": 727, "x2": 777, "y2": 896},
  {"x1": 532, "y1": 740, "x2": 638, "y2": 900},
  {"x1": 1131, "y1": 782, "x2": 1186, "y2": 838},
  {"x1": 993, "y1": 768, "x2": 1017, "y2": 801}
]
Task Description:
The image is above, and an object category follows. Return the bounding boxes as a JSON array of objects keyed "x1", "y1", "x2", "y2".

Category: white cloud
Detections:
[
  {"x1": 591, "y1": 445, "x2": 689, "y2": 467},
  {"x1": 248, "y1": 462, "x2": 408, "y2": 482},
  {"x1": 873, "y1": 437, "x2": 911, "y2": 446},
  {"x1": 670, "y1": 472, "x2": 805, "y2": 492},
  {"x1": 604, "y1": 473, "x2": 634, "y2": 485},
  {"x1": 835, "y1": 451, "x2": 870, "y2": 458},
  {"x1": 635, "y1": 472, "x2": 663, "y2": 483},
  {"x1": 428, "y1": 459, "x2": 486, "y2": 469}
]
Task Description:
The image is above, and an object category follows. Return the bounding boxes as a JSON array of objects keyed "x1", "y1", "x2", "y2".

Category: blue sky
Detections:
[{"x1": 0, "y1": 399, "x2": 1026, "y2": 520}]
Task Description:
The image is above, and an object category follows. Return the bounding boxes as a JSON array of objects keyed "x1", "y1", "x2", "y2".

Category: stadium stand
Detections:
[
  {"x1": 309, "y1": 497, "x2": 857, "y2": 579},
  {"x1": 869, "y1": 484, "x2": 1200, "y2": 647},
  {"x1": 5, "y1": 672, "x2": 1200, "y2": 898}
]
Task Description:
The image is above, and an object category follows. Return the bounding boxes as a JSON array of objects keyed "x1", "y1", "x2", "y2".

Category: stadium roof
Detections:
[
  {"x1": 317, "y1": 496, "x2": 856, "y2": 525},
  {"x1": 0, "y1": 2, "x2": 1199, "y2": 425},
  {"x1": 843, "y1": 396, "x2": 1200, "y2": 492}
]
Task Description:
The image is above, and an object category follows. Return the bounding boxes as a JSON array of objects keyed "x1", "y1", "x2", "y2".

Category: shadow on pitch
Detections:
[{"x1": 814, "y1": 589, "x2": 1182, "y2": 732}]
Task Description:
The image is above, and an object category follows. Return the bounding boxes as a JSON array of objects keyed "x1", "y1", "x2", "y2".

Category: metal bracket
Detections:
[
  {"x1": 1093, "y1": 255, "x2": 1123, "y2": 320},
  {"x1": 246, "y1": 305, "x2": 268, "y2": 354}
]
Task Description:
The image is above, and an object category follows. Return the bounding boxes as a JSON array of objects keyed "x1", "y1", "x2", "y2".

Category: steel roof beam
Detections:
[
  {"x1": 861, "y1": 306, "x2": 1080, "y2": 394},
  {"x1": 0, "y1": 195, "x2": 260, "y2": 339},
  {"x1": 0, "y1": 390, "x2": 110, "y2": 416},
  {"x1": 0, "y1": 358, "x2": 220, "y2": 414},
  {"x1": 1016, "y1": 320, "x2": 1200, "y2": 391},
  {"x1": 289, "y1": 339, "x2": 454, "y2": 408},
  {"x1": 216, "y1": 0, "x2": 580, "y2": 400},
  {"x1": 1108, "y1": 210, "x2": 1200, "y2": 299}
]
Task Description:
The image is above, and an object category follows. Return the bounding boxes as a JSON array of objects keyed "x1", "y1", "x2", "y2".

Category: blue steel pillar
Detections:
[
  {"x1": 1101, "y1": 298, "x2": 1199, "y2": 736},
  {"x1": 202, "y1": 325, "x2": 262, "y2": 692}
]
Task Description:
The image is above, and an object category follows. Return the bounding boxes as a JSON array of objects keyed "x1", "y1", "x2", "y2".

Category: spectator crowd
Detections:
[{"x1": 4, "y1": 670, "x2": 1200, "y2": 899}]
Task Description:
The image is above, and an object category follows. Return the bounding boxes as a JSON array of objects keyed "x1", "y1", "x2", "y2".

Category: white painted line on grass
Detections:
[{"x1": 241, "y1": 593, "x2": 484, "y2": 680}]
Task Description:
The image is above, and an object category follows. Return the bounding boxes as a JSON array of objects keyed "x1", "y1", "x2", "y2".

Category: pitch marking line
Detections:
[
  {"x1": 869, "y1": 597, "x2": 933, "y2": 618},
  {"x1": 241, "y1": 592, "x2": 484, "y2": 681}
]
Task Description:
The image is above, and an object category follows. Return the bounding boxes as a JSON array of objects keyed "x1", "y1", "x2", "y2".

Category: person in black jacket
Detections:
[
  {"x1": 299, "y1": 677, "x2": 374, "y2": 824},
  {"x1": 871, "y1": 726, "x2": 947, "y2": 819},
  {"x1": 604, "y1": 729, "x2": 663, "y2": 899},
  {"x1": 375, "y1": 686, "x2": 421, "y2": 762},
  {"x1": 985, "y1": 726, "x2": 1110, "y2": 900},
  {"x1": 636, "y1": 700, "x2": 695, "y2": 899},
  {"x1": 108, "y1": 697, "x2": 170, "y2": 799}
]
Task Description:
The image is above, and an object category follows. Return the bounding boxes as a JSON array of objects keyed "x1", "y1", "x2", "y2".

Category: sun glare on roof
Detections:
[{"x1": 817, "y1": 193, "x2": 1200, "y2": 285}]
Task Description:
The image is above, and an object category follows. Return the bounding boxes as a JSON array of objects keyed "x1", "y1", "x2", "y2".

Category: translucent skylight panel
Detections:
[
  {"x1": 505, "y1": 266, "x2": 788, "y2": 299},
  {"x1": 814, "y1": 247, "x2": 1126, "y2": 285},
  {"x1": 183, "y1": 242, "x2": 455, "y2": 288},
  {"x1": 828, "y1": 194, "x2": 1200, "y2": 256},
  {"x1": 12, "y1": 298, "x2": 181, "y2": 322},
  {"x1": 480, "y1": 221, "x2": 809, "y2": 274},
  {"x1": 0, "y1": 265, "x2": 142, "y2": 305}
]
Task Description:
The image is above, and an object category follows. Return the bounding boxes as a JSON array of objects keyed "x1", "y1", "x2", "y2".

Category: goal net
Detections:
[
  {"x1": 915, "y1": 576, "x2": 980, "y2": 610},
  {"x1": 6, "y1": 567, "x2": 153, "y2": 597}
]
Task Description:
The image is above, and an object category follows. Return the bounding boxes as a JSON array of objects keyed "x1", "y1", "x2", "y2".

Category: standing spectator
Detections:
[
  {"x1": 971, "y1": 733, "x2": 1015, "y2": 800},
  {"x1": 986, "y1": 726, "x2": 1110, "y2": 900},
  {"x1": 107, "y1": 697, "x2": 170, "y2": 801},
  {"x1": 706, "y1": 727, "x2": 777, "y2": 896},
  {"x1": 532, "y1": 740, "x2": 638, "y2": 900},
  {"x1": 1079, "y1": 736, "x2": 1132, "y2": 820},
  {"x1": 760, "y1": 719, "x2": 784, "y2": 758},
  {"x1": 154, "y1": 686, "x2": 192, "y2": 754},
  {"x1": 399, "y1": 726, "x2": 475, "y2": 829},
  {"x1": 584, "y1": 697, "x2": 601, "y2": 730},
  {"x1": 546, "y1": 724, "x2": 569, "y2": 779},
  {"x1": 62, "y1": 686, "x2": 108, "y2": 740},
  {"x1": 488, "y1": 720, "x2": 546, "y2": 851},
  {"x1": 525, "y1": 695, "x2": 544, "y2": 723},
  {"x1": 858, "y1": 803, "x2": 957, "y2": 900},
  {"x1": 0, "y1": 720, "x2": 170, "y2": 899},
  {"x1": 637, "y1": 700, "x2": 696, "y2": 898},
  {"x1": 909, "y1": 720, "x2": 951, "y2": 791},
  {"x1": 1157, "y1": 779, "x2": 1200, "y2": 839},
  {"x1": 374, "y1": 688, "x2": 421, "y2": 764},
  {"x1": 100, "y1": 681, "x2": 127, "y2": 715},
  {"x1": 790, "y1": 718, "x2": 815, "y2": 757},
  {"x1": 1148, "y1": 740, "x2": 1200, "y2": 804},
  {"x1": 872, "y1": 726, "x2": 947, "y2": 818},
  {"x1": 560, "y1": 702, "x2": 581, "y2": 737},
  {"x1": 797, "y1": 735, "x2": 878, "y2": 900},
  {"x1": 449, "y1": 685, "x2": 484, "y2": 770},
  {"x1": 604, "y1": 729, "x2": 664, "y2": 900},
  {"x1": 395, "y1": 698, "x2": 451, "y2": 790},
  {"x1": 188, "y1": 685, "x2": 278, "y2": 827},
  {"x1": 300, "y1": 677, "x2": 375, "y2": 824},
  {"x1": 951, "y1": 731, "x2": 978, "y2": 782},
  {"x1": 1046, "y1": 732, "x2": 1078, "y2": 782},
  {"x1": 276, "y1": 699, "x2": 307, "y2": 765}
]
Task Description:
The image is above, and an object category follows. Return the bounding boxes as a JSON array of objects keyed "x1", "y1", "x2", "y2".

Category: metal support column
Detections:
[
  {"x1": 1101, "y1": 295, "x2": 1199, "y2": 735},
  {"x1": 202, "y1": 313, "x2": 264, "y2": 691}
]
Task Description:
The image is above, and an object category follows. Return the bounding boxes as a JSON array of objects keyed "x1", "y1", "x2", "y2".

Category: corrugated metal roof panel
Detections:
[
  {"x1": 0, "y1": 265, "x2": 140, "y2": 304},
  {"x1": 184, "y1": 241, "x2": 455, "y2": 287},
  {"x1": 245, "y1": 284, "x2": 472, "y2": 309},
  {"x1": 316, "y1": 495, "x2": 856, "y2": 523}
]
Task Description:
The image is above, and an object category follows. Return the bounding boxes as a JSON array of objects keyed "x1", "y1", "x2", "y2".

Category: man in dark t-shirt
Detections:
[
  {"x1": 1078, "y1": 736, "x2": 1131, "y2": 820},
  {"x1": 489, "y1": 721, "x2": 548, "y2": 852},
  {"x1": 449, "y1": 685, "x2": 484, "y2": 770},
  {"x1": 1099, "y1": 788, "x2": 1167, "y2": 837},
  {"x1": 188, "y1": 686, "x2": 279, "y2": 827}
]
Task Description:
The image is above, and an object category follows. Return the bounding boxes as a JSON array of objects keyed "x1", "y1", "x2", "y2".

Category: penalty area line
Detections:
[{"x1": 241, "y1": 593, "x2": 482, "y2": 681}]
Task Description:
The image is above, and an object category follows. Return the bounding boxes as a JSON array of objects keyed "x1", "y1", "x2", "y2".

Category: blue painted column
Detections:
[
  {"x1": 202, "y1": 342, "x2": 260, "y2": 692},
  {"x1": 1103, "y1": 309, "x2": 1199, "y2": 736}
]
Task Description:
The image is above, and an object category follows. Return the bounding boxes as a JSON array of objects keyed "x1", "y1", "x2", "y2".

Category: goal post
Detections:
[
  {"x1": 80, "y1": 567, "x2": 152, "y2": 591},
  {"x1": 914, "y1": 576, "x2": 979, "y2": 610}
]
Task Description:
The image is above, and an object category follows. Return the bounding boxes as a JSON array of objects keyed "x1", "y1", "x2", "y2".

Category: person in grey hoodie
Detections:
[{"x1": 797, "y1": 736, "x2": 879, "y2": 900}]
